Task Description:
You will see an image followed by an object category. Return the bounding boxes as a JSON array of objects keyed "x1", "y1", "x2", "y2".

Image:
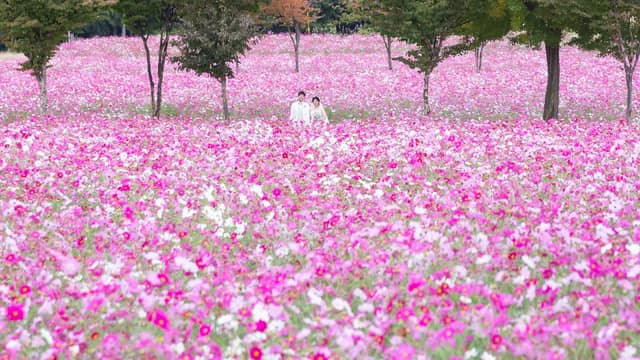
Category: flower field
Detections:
[{"x1": 1, "y1": 35, "x2": 640, "y2": 359}]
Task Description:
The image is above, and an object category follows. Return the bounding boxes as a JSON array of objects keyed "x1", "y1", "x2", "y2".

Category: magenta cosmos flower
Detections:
[{"x1": 6, "y1": 304, "x2": 24, "y2": 321}]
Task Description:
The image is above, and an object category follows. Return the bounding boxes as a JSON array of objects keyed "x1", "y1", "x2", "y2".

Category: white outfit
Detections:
[
  {"x1": 309, "y1": 104, "x2": 329, "y2": 123},
  {"x1": 290, "y1": 101, "x2": 310, "y2": 125}
]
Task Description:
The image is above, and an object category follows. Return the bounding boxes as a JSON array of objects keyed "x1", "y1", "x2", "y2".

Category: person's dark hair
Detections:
[
  {"x1": 312, "y1": 96, "x2": 320, "y2": 103},
  {"x1": 297, "y1": 91, "x2": 306, "y2": 97}
]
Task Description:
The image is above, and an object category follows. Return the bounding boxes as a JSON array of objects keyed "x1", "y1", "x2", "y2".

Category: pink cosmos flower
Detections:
[
  {"x1": 199, "y1": 324, "x2": 211, "y2": 337},
  {"x1": 6, "y1": 304, "x2": 24, "y2": 321},
  {"x1": 386, "y1": 343, "x2": 415, "y2": 359},
  {"x1": 147, "y1": 309, "x2": 170, "y2": 330},
  {"x1": 255, "y1": 319, "x2": 268, "y2": 332},
  {"x1": 249, "y1": 346, "x2": 262, "y2": 360}
]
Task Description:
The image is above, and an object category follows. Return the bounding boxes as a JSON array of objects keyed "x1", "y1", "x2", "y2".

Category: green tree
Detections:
[
  {"x1": 457, "y1": 0, "x2": 512, "y2": 71},
  {"x1": 172, "y1": 0, "x2": 259, "y2": 121},
  {"x1": 507, "y1": 0, "x2": 587, "y2": 121},
  {"x1": 116, "y1": 0, "x2": 178, "y2": 118},
  {"x1": 77, "y1": 8, "x2": 124, "y2": 37},
  {"x1": 573, "y1": 0, "x2": 640, "y2": 122},
  {"x1": 345, "y1": 0, "x2": 395, "y2": 70},
  {"x1": 375, "y1": 0, "x2": 478, "y2": 114},
  {"x1": 0, "y1": 0, "x2": 114, "y2": 114},
  {"x1": 310, "y1": 0, "x2": 347, "y2": 32}
]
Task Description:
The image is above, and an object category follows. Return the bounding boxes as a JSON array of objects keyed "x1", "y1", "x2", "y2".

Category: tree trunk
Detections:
[
  {"x1": 475, "y1": 42, "x2": 485, "y2": 72},
  {"x1": 141, "y1": 36, "x2": 156, "y2": 117},
  {"x1": 625, "y1": 68, "x2": 633, "y2": 122},
  {"x1": 221, "y1": 76, "x2": 229, "y2": 121},
  {"x1": 294, "y1": 21, "x2": 301, "y2": 73},
  {"x1": 382, "y1": 35, "x2": 393, "y2": 70},
  {"x1": 36, "y1": 68, "x2": 48, "y2": 115},
  {"x1": 235, "y1": 59, "x2": 240, "y2": 74},
  {"x1": 122, "y1": 24, "x2": 126, "y2": 37},
  {"x1": 154, "y1": 32, "x2": 170, "y2": 118},
  {"x1": 543, "y1": 42, "x2": 560, "y2": 121},
  {"x1": 423, "y1": 71, "x2": 432, "y2": 114}
]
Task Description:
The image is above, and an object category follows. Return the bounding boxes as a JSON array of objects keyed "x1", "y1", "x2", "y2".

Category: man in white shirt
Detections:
[{"x1": 290, "y1": 91, "x2": 310, "y2": 125}]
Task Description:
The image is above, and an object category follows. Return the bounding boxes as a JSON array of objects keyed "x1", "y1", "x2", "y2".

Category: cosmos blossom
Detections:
[{"x1": 0, "y1": 34, "x2": 638, "y2": 359}]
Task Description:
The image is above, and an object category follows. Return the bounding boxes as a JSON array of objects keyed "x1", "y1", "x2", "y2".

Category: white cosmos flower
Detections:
[
  {"x1": 481, "y1": 352, "x2": 496, "y2": 360},
  {"x1": 249, "y1": 184, "x2": 263, "y2": 196},
  {"x1": 331, "y1": 298, "x2": 352, "y2": 315},
  {"x1": 175, "y1": 256, "x2": 198, "y2": 273},
  {"x1": 252, "y1": 302, "x2": 270, "y2": 322},
  {"x1": 170, "y1": 343, "x2": 185, "y2": 355},
  {"x1": 6, "y1": 340, "x2": 21, "y2": 351},
  {"x1": 270, "y1": 319, "x2": 285, "y2": 332},
  {"x1": 244, "y1": 332, "x2": 267, "y2": 343},
  {"x1": 620, "y1": 345, "x2": 637, "y2": 360},
  {"x1": 40, "y1": 329, "x2": 53, "y2": 345},
  {"x1": 307, "y1": 287, "x2": 325, "y2": 307},
  {"x1": 225, "y1": 338, "x2": 244, "y2": 357},
  {"x1": 464, "y1": 349, "x2": 479, "y2": 360},
  {"x1": 628, "y1": 265, "x2": 640, "y2": 278},
  {"x1": 626, "y1": 243, "x2": 640, "y2": 256},
  {"x1": 182, "y1": 207, "x2": 196, "y2": 218},
  {"x1": 353, "y1": 288, "x2": 367, "y2": 301},
  {"x1": 476, "y1": 254, "x2": 491, "y2": 265}
]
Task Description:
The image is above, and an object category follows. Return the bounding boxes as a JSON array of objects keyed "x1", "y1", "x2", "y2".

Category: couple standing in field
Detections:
[{"x1": 289, "y1": 91, "x2": 329, "y2": 125}]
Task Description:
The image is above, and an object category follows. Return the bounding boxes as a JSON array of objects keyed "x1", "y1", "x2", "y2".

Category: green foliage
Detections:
[
  {"x1": 115, "y1": 0, "x2": 177, "y2": 38},
  {"x1": 374, "y1": 0, "x2": 477, "y2": 74},
  {"x1": 116, "y1": 0, "x2": 179, "y2": 118},
  {"x1": 506, "y1": 0, "x2": 589, "y2": 47},
  {"x1": 172, "y1": 0, "x2": 259, "y2": 120},
  {"x1": 345, "y1": 0, "x2": 391, "y2": 36},
  {"x1": 571, "y1": 0, "x2": 640, "y2": 121},
  {"x1": 77, "y1": 8, "x2": 124, "y2": 38},
  {"x1": 172, "y1": 1, "x2": 258, "y2": 80},
  {"x1": 457, "y1": 0, "x2": 512, "y2": 44},
  {"x1": 310, "y1": 0, "x2": 349, "y2": 33},
  {"x1": 0, "y1": 0, "x2": 113, "y2": 114},
  {"x1": 572, "y1": 0, "x2": 640, "y2": 64},
  {"x1": 0, "y1": 0, "x2": 114, "y2": 78}
]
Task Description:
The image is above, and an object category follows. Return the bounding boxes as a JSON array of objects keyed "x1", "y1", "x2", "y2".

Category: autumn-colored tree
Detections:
[{"x1": 262, "y1": 0, "x2": 318, "y2": 72}]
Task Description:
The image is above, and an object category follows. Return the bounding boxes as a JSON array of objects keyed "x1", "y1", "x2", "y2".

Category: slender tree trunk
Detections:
[
  {"x1": 475, "y1": 42, "x2": 486, "y2": 72},
  {"x1": 122, "y1": 24, "x2": 126, "y2": 37},
  {"x1": 235, "y1": 59, "x2": 240, "y2": 74},
  {"x1": 294, "y1": 21, "x2": 301, "y2": 73},
  {"x1": 625, "y1": 67, "x2": 633, "y2": 122},
  {"x1": 141, "y1": 36, "x2": 156, "y2": 117},
  {"x1": 221, "y1": 76, "x2": 229, "y2": 121},
  {"x1": 154, "y1": 32, "x2": 170, "y2": 118},
  {"x1": 543, "y1": 42, "x2": 560, "y2": 121},
  {"x1": 382, "y1": 35, "x2": 393, "y2": 70},
  {"x1": 423, "y1": 71, "x2": 432, "y2": 114},
  {"x1": 36, "y1": 68, "x2": 48, "y2": 114}
]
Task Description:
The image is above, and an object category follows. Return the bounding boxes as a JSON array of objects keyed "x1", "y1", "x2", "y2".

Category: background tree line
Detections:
[{"x1": 1, "y1": 0, "x2": 639, "y2": 122}]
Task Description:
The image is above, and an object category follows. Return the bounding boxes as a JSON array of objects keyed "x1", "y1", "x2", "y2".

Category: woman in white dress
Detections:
[{"x1": 309, "y1": 97, "x2": 329, "y2": 123}]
